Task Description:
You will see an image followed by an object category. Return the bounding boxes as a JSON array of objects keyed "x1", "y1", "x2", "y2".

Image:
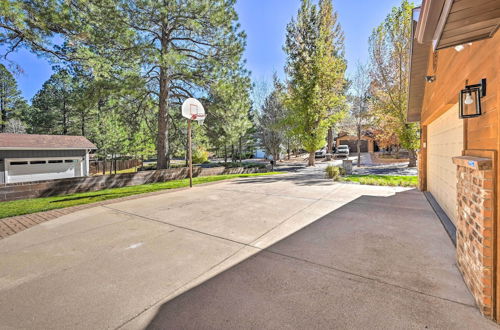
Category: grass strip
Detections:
[
  {"x1": 0, "y1": 172, "x2": 284, "y2": 219},
  {"x1": 341, "y1": 175, "x2": 417, "y2": 187}
]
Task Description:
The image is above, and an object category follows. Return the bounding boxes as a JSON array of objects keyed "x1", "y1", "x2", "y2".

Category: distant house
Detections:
[
  {"x1": 335, "y1": 133, "x2": 378, "y2": 153},
  {"x1": 0, "y1": 133, "x2": 96, "y2": 184}
]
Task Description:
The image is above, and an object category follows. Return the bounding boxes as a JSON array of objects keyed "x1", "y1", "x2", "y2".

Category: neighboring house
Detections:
[
  {"x1": 408, "y1": 1, "x2": 500, "y2": 321},
  {"x1": 254, "y1": 148, "x2": 267, "y2": 159},
  {"x1": 0, "y1": 133, "x2": 96, "y2": 184},
  {"x1": 336, "y1": 133, "x2": 377, "y2": 153}
]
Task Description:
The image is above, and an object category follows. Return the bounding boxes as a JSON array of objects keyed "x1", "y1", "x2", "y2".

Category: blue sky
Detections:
[{"x1": 3, "y1": 0, "x2": 412, "y2": 101}]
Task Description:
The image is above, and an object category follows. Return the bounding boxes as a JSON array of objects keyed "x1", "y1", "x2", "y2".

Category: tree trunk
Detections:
[
  {"x1": 62, "y1": 94, "x2": 68, "y2": 135},
  {"x1": 81, "y1": 112, "x2": 85, "y2": 136},
  {"x1": 156, "y1": 25, "x2": 169, "y2": 169},
  {"x1": 231, "y1": 144, "x2": 235, "y2": 162},
  {"x1": 308, "y1": 151, "x2": 315, "y2": 166},
  {"x1": 287, "y1": 140, "x2": 291, "y2": 160},
  {"x1": 408, "y1": 149, "x2": 417, "y2": 167},
  {"x1": 327, "y1": 127, "x2": 334, "y2": 153},
  {"x1": 0, "y1": 86, "x2": 5, "y2": 132},
  {"x1": 239, "y1": 137, "x2": 242, "y2": 163},
  {"x1": 356, "y1": 125, "x2": 361, "y2": 167},
  {"x1": 224, "y1": 144, "x2": 228, "y2": 163}
]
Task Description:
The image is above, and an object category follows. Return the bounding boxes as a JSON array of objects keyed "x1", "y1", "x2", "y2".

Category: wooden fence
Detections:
[{"x1": 89, "y1": 159, "x2": 142, "y2": 175}]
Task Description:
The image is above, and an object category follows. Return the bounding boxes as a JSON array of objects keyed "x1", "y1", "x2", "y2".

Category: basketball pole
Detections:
[{"x1": 188, "y1": 118, "x2": 193, "y2": 188}]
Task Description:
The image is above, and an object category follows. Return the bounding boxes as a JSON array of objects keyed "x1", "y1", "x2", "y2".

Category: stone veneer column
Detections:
[{"x1": 453, "y1": 155, "x2": 495, "y2": 318}]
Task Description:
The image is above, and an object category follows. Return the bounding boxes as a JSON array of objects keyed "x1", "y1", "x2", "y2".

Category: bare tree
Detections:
[
  {"x1": 345, "y1": 62, "x2": 372, "y2": 167},
  {"x1": 257, "y1": 77, "x2": 286, "y2": 162},
  {"x1": 368, "y1": 0, "x2": 419, "y2": 167},
  {"x1": 5, "y1": 118, "x2": 26, "y2": 134}
]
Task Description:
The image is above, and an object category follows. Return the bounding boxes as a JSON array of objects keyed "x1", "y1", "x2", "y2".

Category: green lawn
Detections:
[
  {"x1": 0, "y1": 172, "x2": 283, "y2": 219},
  {"x1": 342, "y1": 175, "x2": 418, "y2": 187}
]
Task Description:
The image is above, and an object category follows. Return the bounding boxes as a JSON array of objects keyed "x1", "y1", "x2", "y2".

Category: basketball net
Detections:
[{"x1": 191, "y1": 114, "x2": 205, "y2": 125}]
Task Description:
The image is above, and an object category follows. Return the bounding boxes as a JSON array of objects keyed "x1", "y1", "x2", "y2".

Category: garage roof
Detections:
[{"x1": 0, "y1": 134, "x2": 96, "y2": 150}]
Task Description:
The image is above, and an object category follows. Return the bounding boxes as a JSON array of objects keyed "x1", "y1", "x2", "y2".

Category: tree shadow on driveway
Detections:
[{"x1": 141, "y1": 189, "x2": 492, "y2": 330}]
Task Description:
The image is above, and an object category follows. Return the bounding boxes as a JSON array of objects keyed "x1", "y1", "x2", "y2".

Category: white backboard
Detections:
[{"x1": 182, "y1": 98, "x2": 206, "y2": 120}]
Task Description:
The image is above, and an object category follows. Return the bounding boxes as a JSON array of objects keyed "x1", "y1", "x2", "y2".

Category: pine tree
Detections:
[
  {"x1": 29, "y1": 69, "x2": 76, "y2": 135},
  {"x1": 0, "y1": 64, "x2": 28, "y2": 132},
  {"x1": 1, "y1": 0, "x2": 248, "y2": 169},
  {"x1": 205, "y1": 67, "x2": 253, "y2": 163}
]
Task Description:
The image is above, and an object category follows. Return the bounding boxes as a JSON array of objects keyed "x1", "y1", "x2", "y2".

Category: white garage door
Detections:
[
  {"x1": 427, "y1": 104, "x2": 463, "y2": 224},
  {"x1": 6, "y1": 159, "x2": 80, "y2": 183}
]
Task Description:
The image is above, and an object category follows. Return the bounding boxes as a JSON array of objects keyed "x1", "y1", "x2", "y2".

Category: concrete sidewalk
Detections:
[{"x1": 0, "y1": 167, "x2": 496, "y2": 329}]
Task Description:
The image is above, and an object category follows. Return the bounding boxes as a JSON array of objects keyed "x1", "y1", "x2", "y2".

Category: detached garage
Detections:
[
  {"x1": 0, "y1": 133, "x2": 96, "y2": 184},
  {"x1": 336, "y1": 133, "x2": 377, "y2": 153}
]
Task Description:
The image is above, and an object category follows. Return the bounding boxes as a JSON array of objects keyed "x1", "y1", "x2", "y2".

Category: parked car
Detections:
[
  {"x1": 315, "y1": 147, "x2": 327, "y2": 158},
  {"x1": 335, "y1": 145, "x2": 350, "y2": 158}
]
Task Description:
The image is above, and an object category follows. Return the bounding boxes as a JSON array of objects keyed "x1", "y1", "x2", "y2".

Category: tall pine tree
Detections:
[
  {"x1": 1, "y1": 0, "x2": 248, "y2": 168},
  {"x1": 0, "y1": 64, "x2": 28, "y2": 133}
]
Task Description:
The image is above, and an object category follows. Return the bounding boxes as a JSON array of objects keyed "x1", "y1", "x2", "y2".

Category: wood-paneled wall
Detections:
[{"x1": 419, "y1": 31, "x2": 500, "y2": 320}]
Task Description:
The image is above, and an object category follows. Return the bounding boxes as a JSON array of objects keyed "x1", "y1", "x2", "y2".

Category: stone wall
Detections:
[
  {"x1": 0, "y1": 166, "x2": 266, "y2": 202},
  {"x1": 453, "y1": 155, "x2": 495, "y2": 318}
]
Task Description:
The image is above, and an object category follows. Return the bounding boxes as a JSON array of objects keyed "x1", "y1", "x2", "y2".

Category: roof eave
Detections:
[{"x1": 0, "y1": 147, "x2": 96, "y2": 150}]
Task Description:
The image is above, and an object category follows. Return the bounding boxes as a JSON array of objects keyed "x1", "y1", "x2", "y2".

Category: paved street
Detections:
[{"x1": 0, "y1": 166, "x2": 496, "y2": 329}]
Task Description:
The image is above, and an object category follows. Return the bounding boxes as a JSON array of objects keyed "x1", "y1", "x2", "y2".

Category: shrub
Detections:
[
  {"x1": 325, "y1": 165, "x2": 345, "y2": 180},
  {"x1": 220, "y1": 162, "x2": 266, "y2": 169},
  {"x1": 243, "y1": 162, "x2": 266, "y2": 169},
  {"x1": 192, "y1": 147, "x2": 209, "y2": 164}
]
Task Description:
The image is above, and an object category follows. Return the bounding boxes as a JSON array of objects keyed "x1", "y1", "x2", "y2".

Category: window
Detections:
[
  {"x1": 48, "y1": 160, "x2": 63, "y2": 164},
  {"x1": 10, "y1": 161, "x2": 28, "y2": 165},
  {"x1": 64, "y1": 160, "x2": 76, "y2": 163},
  {"x1": 30, "y1": 160, "x2": 46, "y2": 165}
]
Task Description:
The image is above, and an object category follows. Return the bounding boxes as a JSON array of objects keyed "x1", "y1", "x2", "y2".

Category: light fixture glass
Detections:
[
  {"x1": 454, "y1": 44, "x2": 465, "y2": 52},
  {"x1": 464, "y1": 92, "x2": 474, "y2": 105}
]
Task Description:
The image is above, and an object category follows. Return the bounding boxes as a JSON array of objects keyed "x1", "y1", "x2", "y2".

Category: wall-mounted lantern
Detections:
[
  {"x1": 424, "y1": 75, "x2": 436, "y2": 83},
  {"x1": 459, "y1": 79, "x2": 486, "y2": 118}
]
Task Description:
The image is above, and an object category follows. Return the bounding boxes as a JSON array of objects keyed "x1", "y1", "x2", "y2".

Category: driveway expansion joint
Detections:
[{"x1": 263, "y1": 249, "x2": 477, "y2": 309}]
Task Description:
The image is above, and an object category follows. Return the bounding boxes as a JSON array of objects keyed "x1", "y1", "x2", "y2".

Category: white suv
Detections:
[{"x1": 335, "y1": 145, "x2": 350, "y2": 158}]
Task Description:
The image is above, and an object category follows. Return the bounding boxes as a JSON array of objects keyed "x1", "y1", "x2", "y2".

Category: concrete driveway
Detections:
[{"x1": 0, "y1": 166, "x2": 496, "y2": 329}]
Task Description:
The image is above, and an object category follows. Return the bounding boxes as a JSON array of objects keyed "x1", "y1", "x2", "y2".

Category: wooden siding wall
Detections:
[
  {"x1": 421, "y1": 32, "x2": 499, "y2": 146},
  {"x1": 420, "y1": 31, "x2": 500, "y2": 319}
]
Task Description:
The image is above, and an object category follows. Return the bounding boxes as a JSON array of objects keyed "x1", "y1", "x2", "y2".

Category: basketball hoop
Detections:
[
  {"x1": 181, "y1": 98, "x2": 206, "y2": 188},
  {"x1": 182, "y1": 98, "x2": 205, "y2": 120}
]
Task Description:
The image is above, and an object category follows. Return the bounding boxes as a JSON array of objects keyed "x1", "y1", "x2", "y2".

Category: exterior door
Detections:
[{"x1": 427, "y1": 104, "x2": 463, "y2": 224}]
